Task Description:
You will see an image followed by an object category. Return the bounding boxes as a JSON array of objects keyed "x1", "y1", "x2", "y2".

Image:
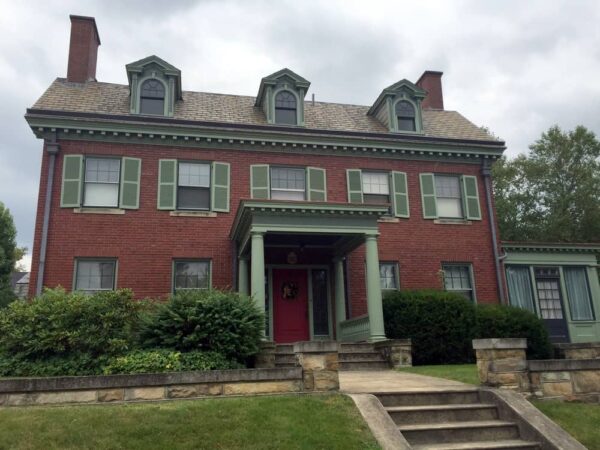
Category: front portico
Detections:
[{"x1": 230, "y1": 200, "x2": 389, "y2": 343}]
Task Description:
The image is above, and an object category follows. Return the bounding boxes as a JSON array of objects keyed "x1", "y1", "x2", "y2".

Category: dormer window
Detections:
[
  {"x1": 395, "y1": 100, "x2": 416, "y2": 132},
  {"x1": 140, "y1": 79, "x2": 165, "y2": 115},
  {"x1": 275, "y1": 91, "x2": 297, "y2": 125}
]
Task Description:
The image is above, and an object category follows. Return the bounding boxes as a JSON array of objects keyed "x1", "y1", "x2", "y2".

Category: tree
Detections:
[
  {"x1": 0, "y1": 202, "x2": 18, "y2": 307},
  {"x1": 493, "y1": 125, "x2": 600, "y2": 242}
]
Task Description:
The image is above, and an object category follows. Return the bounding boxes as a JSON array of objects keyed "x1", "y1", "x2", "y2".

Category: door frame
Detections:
[
  {"x1": 530, "y1": 265, "x2": 571, "y2": 342},
  {"x1": 267, "y1": 264, "x2": 333, "y2": 341}
]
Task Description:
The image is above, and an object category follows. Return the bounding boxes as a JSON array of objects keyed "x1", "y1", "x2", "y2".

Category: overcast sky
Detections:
[{"x1": 1, "y1": 0, "x2": 600, "y2": 270}]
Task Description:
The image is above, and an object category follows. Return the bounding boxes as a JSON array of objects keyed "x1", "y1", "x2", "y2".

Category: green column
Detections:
[
  {"x1": 365, "y1": 235, "x2": 386, "y2": 342},
  {"x1": 250, "y1": 232, "x2": 266, "y2": 313},
  {"x1": 334, "y1": 258, "x2": 347, "y2": 341},
  {"x1": 238, "y1": 257, "x2": 249, "y2": 295}
]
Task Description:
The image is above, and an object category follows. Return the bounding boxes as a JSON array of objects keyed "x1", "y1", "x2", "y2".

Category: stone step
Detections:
[
  {"x1": 339, "y1": 361, "x2": 390, "y2": 371},
  {"x1": 274, "y1": 362, "x2": 297, "y2": 368},
  {"x1": 399, "y1": 420, "x2": 520, "y2": 445},
  {"x1": 275, "y1": 344, "x2": 294, "y2": 354},
  {"x1": 411, "y1": 439, "x2": 541, "y2": 450},
  {"x1": 376, "y1": 389, "x2": 480, "y2": 407},
  {"x1": 339, "y1": 343, "x2": 375, "y2": 353},
  {"x1": 274, "y1": 354, "x2": 296, "y2": 364},
  {"x1": 386, "y1": 403, "x2": 499, "y2": 424},
  {"x1": 338, "y1": 352, "x2": 385, "y2": 361}
]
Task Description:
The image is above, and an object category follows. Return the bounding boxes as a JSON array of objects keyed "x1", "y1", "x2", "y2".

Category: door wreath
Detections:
[{"x1": 281, "y1": 281, "x2": 299, "y2": 300}]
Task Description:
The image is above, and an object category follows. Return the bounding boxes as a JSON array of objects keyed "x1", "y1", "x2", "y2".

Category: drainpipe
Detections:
[
  {"x1": 36, "y1": 136, "x2": 60, "y2": 296},
  {"x1": 481, "y1": 159, "x2": 506, "y2": 304}
]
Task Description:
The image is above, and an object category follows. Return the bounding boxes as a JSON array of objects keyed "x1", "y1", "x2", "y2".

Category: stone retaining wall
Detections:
[
  {"x1": 528, "y1": 359, "x2": 600, "y2": 402},
  {"x1": 554, "y1": 342, "x2": 600, "y2": 360},
  {"x1": 0, "y1": 368, "x2": 304, "y2": 407}
]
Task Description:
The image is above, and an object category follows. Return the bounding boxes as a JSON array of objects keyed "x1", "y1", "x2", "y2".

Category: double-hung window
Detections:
[
  {"x1": 420, "y1": 173, "x2": 481, "y2": 221},
  {"x1": 564, "y1": 267, "x2": 595, "y2": 321},
  {"x1": 362, "y1": 172, "x2": 390, "y2": 205},
  {"x1": 270, "y1": 167, "x2": 306, "y2": 200},
  {"x1": 173, "y1": 260, "x2": 210, "y2": 292},
  {"x1": 83, "y1": 158, "x2": 121, "y2": 207},
  {"x1": 380, "y1": 263, "x2": 399, "y2": 290},
  {"x1": 435, "y1": 175, "x2": 462, "y2": 218},
  {"x1": 442, "y1": 264, "x2": 475, "y2": 301},
  {"x1": 177, "y1": 162, "x2": 210, "y2": 210},
  {"x1": 74, "y1": 259, "x2": 116, "y2": 293}
]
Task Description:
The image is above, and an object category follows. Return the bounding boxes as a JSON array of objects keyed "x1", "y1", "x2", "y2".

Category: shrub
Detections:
[
  {"x1": 0, "y1": 288, "x2": 140, "y2": 360},
  {"x1": 103, "y1": 349, "x2": 242, "y2": 375},
  {"x1": 0, "y1": 353, "x2": 110, "y2": 377},
  {"x1": 139, "y1": 290, "x2": 264, "y2": 362},
  {"x1": 383, "y1": 290, "x2": 477, "y2": 365},
  {"x1": 0, "y1": 286, "x2": 16, "y2": 309},
  {"x1": 475, "y1": 304, "x2": 553, "y2": 360}
]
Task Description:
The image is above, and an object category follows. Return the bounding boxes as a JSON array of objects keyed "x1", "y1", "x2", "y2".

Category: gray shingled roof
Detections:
[{"x1": 31, "y1": 78, "x2": 499, "y2": 142}]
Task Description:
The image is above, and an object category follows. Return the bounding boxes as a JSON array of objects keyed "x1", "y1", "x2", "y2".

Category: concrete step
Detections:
[
  {"x1": 376, "y1": 389, "x2": 480, "y2": 407},
  {"x1": 274, "y1": 354, "x2": 296, "y2": 364},
  {"x1": 412, "y1": 439, "x2": 541, "y2": 450},
  {"x1": 399, "y1": 420, "x2": 520, "y2": 446},
  {"x1": 275, "y1": 344, "x2": 293, "y2": 354},
  {"x1": 339, "y1": 343, "x2": 375, "y2": 353},
  {"x1": 339, "y1": 360, "x2": 390, "y2": 371},
  {"x1": 386, "y1": 403, "x2": 498, "y2": 424},
  {"x1": 274, "y1": 362, "x2": 297, "y2": 368},
  {"x1": 339, "y1": 351, "x2": 385, "y2": 361}
]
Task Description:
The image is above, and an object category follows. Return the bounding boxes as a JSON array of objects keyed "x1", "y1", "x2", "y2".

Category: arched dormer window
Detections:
[
  {"x1": 395, "y1": 100, "x2": 416, "y2": 132},
  {"x1": 140, "y1": 79, "x2": 165, "y2": 115},
  {"x1": 274, "y1": 91, "x2": 297, "y2": 125}
]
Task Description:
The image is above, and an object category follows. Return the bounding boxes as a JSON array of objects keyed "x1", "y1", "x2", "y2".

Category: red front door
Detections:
[{"x1": 273, "y1": 268, "x2": 310, "y2": 343}]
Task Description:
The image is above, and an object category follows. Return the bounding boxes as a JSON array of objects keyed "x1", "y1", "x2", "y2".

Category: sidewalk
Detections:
[{"x1": 339, "y1": 370, "x2": 475, "y2": 393}]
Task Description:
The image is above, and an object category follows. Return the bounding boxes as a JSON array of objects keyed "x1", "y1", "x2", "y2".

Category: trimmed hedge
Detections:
[
  {"x1": 139, "y1": 289, "x2": 264, "y2": 363},
  {"x1": 383, "y1": 289, "x2": 552, "y2": 365}
]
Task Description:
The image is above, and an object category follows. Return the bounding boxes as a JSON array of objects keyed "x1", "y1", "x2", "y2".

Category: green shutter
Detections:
[
  {"x1": 346, "y1": 169, "x2": 363, "y2": 203},
  {"x1": 250, "y1": 165, "x2": 270, "y2": 199},
  {"x1": 391, "y1": 171, "x2": 409, "y2": 218},
  {"x1": 60, "y1": 154, "x2": 83, "y2": 207},
  {"x1": 119, "y1": 157, "x2": 141, "y2": 209},
  {"x1": 157, "y1": 159, "x2": 177, "y2": 210},
  {"x1": 462, "y1": 175, "x2": 482, "y2": 220},
  {"x1": 211, "y1": 162, "x2": 230, "y2": 212},
  {"x1": 419, "y1": 173, "x2": 438, "y2": 219},
  {"x1": 307, "y1": 167, "x2": 327, "y2": 201}
]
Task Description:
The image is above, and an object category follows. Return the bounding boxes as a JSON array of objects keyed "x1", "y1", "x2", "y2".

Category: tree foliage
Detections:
[
  {"x1": 492, "y1": 126, "x2": 600, "y2": 242},
  {"x1": 0, "y1": 202, "x2": 17, "y2": 307}
]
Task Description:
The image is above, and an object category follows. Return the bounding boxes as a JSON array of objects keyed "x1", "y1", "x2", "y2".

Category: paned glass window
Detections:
[
  {"x1": 83, "y1": 157, "x2": 120, "y2": 207},
  {"x1": 274, "y1": 91, "x2": 297, "y2": 125},
  {"x1": 75, "y1": 260, "x2": 116, "y2": 293},
  {"x1": 174, "y1": 261, "x2": 210, "y2": 291},
  {"x1": 505, "y1": 265, "x2": 536, "y2": 312},
  {"x1": 442, "y1": 264, "x2": 474, "y2": 301},
  {"x1": 140, "y1": 79, "x2": 165, "y2": 115},
  {"x1": 396, "y1": 100, "x2": 416, "y2": 131},
  {"x1": 534, "y1": 267, "x2": 564, "y2": 319},
  {"x1": 178, "y1": 162, "x2": 210, "y2": 210},
  {"x1": 380, "y1": 263, "x2": 399, "y2": 290},
  {"x1": 435, "y1": 175, "x2": 463, "y2": 218},
  {"x1": 362, "y1": 171, "x2": 390, "y2": 205},
  {"x1": 270, "y1": 167, "x2": 305, "y2": 200},
  {"x1": 564, "y1": 267, "x2": 595, "y2": 321},
  {"x1": 311, "y1": 269, "x2": 330, "y2": 336}
]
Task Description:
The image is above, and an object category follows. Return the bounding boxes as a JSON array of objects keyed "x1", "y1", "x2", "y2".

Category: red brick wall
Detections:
[{"x1": 29, "y1": 139, "x2": 501, "y2": 314}]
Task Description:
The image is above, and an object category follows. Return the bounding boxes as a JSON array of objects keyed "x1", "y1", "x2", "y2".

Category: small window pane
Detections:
[
  {"x1": 76, "y1": 260, "x2": 115, "y2": 292},
  {"x1": 270, "y1": 167, "x2": 305, "y2": 200},
  {"x1": 271, "y1": 190, "x2": 304, "y2": 201},
  {"x1": 397, "y1": 118, "x2": 416, "y2": 131},
  {"x1": 443, "y1": 264, "x2": 473, "y2": 301},
  {"x1": 380, "y1": 263, "x2": 398, "y2": 290},
  {"x1": 179, "y1": 163, "x2": 210, "y2": 187},
  {"x1": 275, "y1": 108, "x2": 297, "y2": 125},
  {"x1": 312, "y1": 269, "x2": 329, "y2": 336},
  {"x1": 275, "y1": 91, "x2": 296, "y2": 109},
  {"x1": 174, "y1": 261, "x2": 209, "y2": 290},
  {"x1": 141, "y1": 79, "x2": 165, "y2": 98},
  {"x1": 140, "y1": 98, "x2": 165, "y2": 115},
  {"x1": 395, "y1": 101, "x2": 415, "y2": 118},
  {"x1": 177, "y1": 187, "x2": 210, "y2": 210},
  {"x1": 85, "y1": 158, "x2": 120, "y2": 183},
  {"x1": 362, "y1": 172, "x2": 389, "y2": 195},
  {"x1": 84, "y1": 184, "x2": 119, "y2": 207},
  {"x1": 437, "y1": 198, "x2": 462, "y2": 218}
]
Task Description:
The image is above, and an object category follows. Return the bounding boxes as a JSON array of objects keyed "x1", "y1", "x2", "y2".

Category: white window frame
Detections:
[
  {"x1": 173, "y1": 260, "x2": 212, "y2": 293},
  {"x1": 379, "y1": 262, "x2": 400, "y2": 291},
  {"x1": 442, "y1": 263, "x2": 476, "y2": 302},
  {"x1": 362, "y1": 171, "x2": 390, "y2": 205},
  {"x1": 73, "y1": 259, "x2": 117, "y2": 294},
  {"x1": 435, "y1": 174, "x2": 463, "y2": 219},
  {"x1": 83, "y1": 157, "x2": 121, "y2": 208},
  {"x1": 177, "y1": 161, "x2": 211, "y2": 210},
  {"x1": 270, "y1": 166, "x2": 306, "y2": 201}
]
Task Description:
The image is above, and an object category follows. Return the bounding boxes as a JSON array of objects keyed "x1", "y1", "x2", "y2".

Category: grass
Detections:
[
  {"x1": 532, "y1": 400, "x2": 600, "y2": 450},
  {"x1": 0, "y1": 394, "x2": 380, "y2": 450},
  {"x1": 397, "y1": 364, "x2": 479, "y2": 385}
]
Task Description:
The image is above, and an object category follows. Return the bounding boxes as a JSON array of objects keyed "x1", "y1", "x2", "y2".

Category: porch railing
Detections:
[{"x1": 339, "y1": 314, "x2": 370, "y2": 342}]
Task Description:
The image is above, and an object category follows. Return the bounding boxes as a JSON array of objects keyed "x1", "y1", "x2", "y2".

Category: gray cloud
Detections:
[{"x1": 1, "y1": 0, "x2": 600, "y2": 268}]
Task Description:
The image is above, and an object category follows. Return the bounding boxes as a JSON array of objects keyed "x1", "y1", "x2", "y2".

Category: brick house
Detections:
[{"x1": 26, "y1": 15, "x2": 510, "y2": 344}]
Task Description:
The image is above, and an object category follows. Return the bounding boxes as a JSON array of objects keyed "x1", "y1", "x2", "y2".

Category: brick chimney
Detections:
[
  {"x1": 66, "y1": 15, "x2": 101, "y2": 83},
  {"x1": 416, "y1": 71, "x2": 444, "y2": 110}
]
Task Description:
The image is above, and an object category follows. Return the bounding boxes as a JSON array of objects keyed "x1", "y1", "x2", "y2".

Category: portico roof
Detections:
[{"x1": 230, "y1": 200, "x2": 389, "y2": 256}]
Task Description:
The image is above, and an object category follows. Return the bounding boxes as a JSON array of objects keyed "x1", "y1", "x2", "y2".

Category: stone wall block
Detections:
[
  {"x1": 542, "y1": 381, "x2": 574, "y2": 397},
  {"x1": 167, "y1": 383, "x2": 223, "y2": 398},
  {"x1": 375, "y1": 339, "x2": 412, "y2": 368},
  {"x1": 222, "y1": 380, "x2": 301, "y2": 395},
  {"x1": 124, "y1": 387, "x2": 166, "y2": 401},
  {"x1": 572, "y1": 370, "x2": 600, "y2": 393},
  {"x1": 313, "y1": 371, "x2": 339, "y2": 391},
  {"x1": 541, "y1": 371, "x2": 571, "y2": 382},
  {"x1": 490, "y1": 358, "x2": 527, "y2": 372},
  {"x1": 97, "y1": 389, "x2": 124, "y2": 402}
]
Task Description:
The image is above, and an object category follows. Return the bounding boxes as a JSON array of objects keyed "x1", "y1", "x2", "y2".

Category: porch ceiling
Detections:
[{"x1": 230, "y1": 200, "x2": 388, "y2": 256}]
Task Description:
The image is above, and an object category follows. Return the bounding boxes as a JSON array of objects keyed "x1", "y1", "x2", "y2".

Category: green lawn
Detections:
[
  {"x1": 532, "y1": 400, "x2": 600, "y2": 450},
  {"x1": 397, "y1": 364, "x2": 480, "y2": 385},
  {"x1": 0, "y1": 394, "x2": 379, "y2": 450}
]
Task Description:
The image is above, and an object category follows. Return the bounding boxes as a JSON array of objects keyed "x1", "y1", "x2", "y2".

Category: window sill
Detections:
[
  {"x1": 73, "y1": 208, "x2": 125, "y2": 215},
  {"x1": 378, "y1": 217, "x2": 400, "y2": 223},
  {"x1": 434, "y1": 218, "x2": 472, "y2": 225},
  {"x1": 170, "y1": 211, "x2": 217, "y2": 218}
]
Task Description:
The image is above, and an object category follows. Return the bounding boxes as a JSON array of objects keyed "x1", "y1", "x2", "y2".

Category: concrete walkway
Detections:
[{"x1": 340, "y1": 370, "x2": 475, "y2": 393}]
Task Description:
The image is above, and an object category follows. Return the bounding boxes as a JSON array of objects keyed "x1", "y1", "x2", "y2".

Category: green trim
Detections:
[
  {"x1": 211, "y1": 162, "x2": 230, "y2": 212},
  {"x1": 419, "y1": 173, "x2": 437, "y2": 219},
  {"x1": 503, "y1": 243, "x2": 600, "y2": 254},
  {"x1": 391, "y1": 171, "x2": 409, "y2": 218},
  {"x1": 346, "y1": 169, "x2": 363, "y2": 203},
  {"x1": 368, "y1": 79, "x2": 426, "y2": 116},
  {"x1": 119, "y1": 157, "x2": 141, "y2": 209},
  {"x1": 250, "y1": 164, "x2": 270, "y2": 199},
  {"x1": 255, "y1": 68, "x2": 311, "y2": 107},
  {"x1": 157, "y1": 159, "x2": 177, "y2": 210},
  {"x1": 391, "y1": 97, "x2": 424, "y2": 135},
  {"x1": 365, "y1": 236, "x2": 386, "y2": 342},
  {"x1": 61, "y1": 154, "x2": 83, "y2": 207},
  {"x1": 307, "y1": 167, "x2": 327, "y2": 201},
  {"x1": 462, "y1": 175, "x2": 481, "y2": 220}
]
